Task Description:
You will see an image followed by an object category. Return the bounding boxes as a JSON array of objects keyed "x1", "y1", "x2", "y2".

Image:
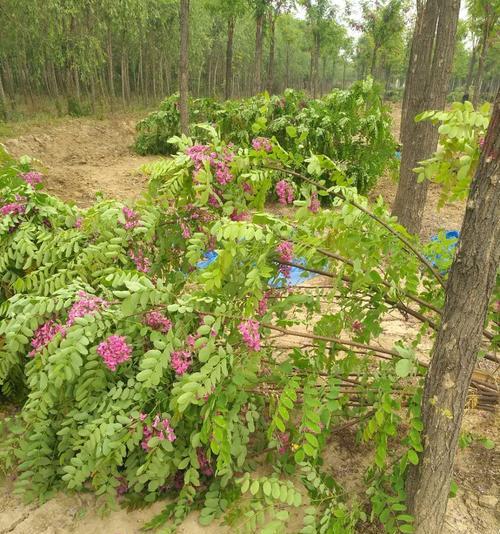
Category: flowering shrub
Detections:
[
  {"x1": 0, "y1": 143, "x2": 497, "y2": 534},
  {"x1": 134, "y1": 80, "x2": 397, "y2": 193}
]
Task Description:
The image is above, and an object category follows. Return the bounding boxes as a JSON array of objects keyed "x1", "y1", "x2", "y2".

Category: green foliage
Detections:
[
  {"x1": 135, "y1": 80, "x2": 397, "y2": 194},
  {"x1": 414, "y1": 101, "x2": 491, "y2": 207},
  {"x1": 0, "y1": 141, "x2": 497, "y2": 533}
]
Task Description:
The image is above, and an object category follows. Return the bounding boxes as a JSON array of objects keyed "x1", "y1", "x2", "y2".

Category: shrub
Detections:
[
  {"x1": 135, "y1": 80, "x2": 397, "y2": 194},
  {"x1": 0, "y1": 141, "x2": 496, "y2": 533}
]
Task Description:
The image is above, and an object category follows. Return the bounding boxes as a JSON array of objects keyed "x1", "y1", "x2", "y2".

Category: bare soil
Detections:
[{"x1": 0, "y1": 110, "x2": 498, "y2": 533}]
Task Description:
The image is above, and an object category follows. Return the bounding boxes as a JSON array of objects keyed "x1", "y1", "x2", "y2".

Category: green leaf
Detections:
[
  {"x1": 407, "y1": 450, "x2": 419, "y2": 465},
  {"x1": 395, "y1": 359, "x2": 413, "y2": 378}
]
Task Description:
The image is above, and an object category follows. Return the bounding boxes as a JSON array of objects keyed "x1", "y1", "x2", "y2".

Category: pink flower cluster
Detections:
[
  {"x1": 352, "y1": 320, "x2": 363, "y2": 332},
  {"x1": 185, "y1": 144, "x2": 235, "y2": 186},
  {"x1": 242, "y1": 182, "x2": 253, "y2": 194},
  {"x1": 197, "y1": 449, "x2": 213, "y2": 476},
  {"x1": 74, "y1": 217, "x2": 83, "y2": 229},
  {"x1": 171, "y1": 350, "x2": 192, "y2": 375},
  {"x1": 140, "y1": 414, "x2": 176, "y2": 451},
  {"x1": 96, "y1": 335, "x2": 132, "y2": 371},
  {"x1": 180, "y1": 221, "x2": 191, "y2": 239},
  {"x1": 252, "y1": 137, "x2": 273, "y2": 153},
  {"x1": 238, "y1": 319, "x2": 261, "y2": 351},
  {"x1": 309, "y1": 190, "x2": 320, "y2": 213},
  {"x1": 20, "y1": 171, "x2": 42, "y2": 187},
  {"x1": 230, "y1": 209, "x2": 249, "y2": 221},
  {"x1": 143, "y1": 311, "x2": 172, "y2": 333},
  {"x1": 276, "y1": 180, "x2": 294, "y2": 205},
  {"x1": 277, "y1": 431, "x2": 290, "y2": 454},
  {"x1": 121, "y1": 206, "x2": 141, "y2": 230},
  {"x1": 67, "y1": 291, "x2": 109, "y2": 326},
  {"x1": 276, "y1": 241, "x2": 293, "y2": 278},
  {"x1": 1, "y1": 202, "x2": 25, "y2": 217},
  {"x1": 257, "y1": 291, "x2": 272, "y2": 316},
  {"x1": 29, "y1": 320, "x2": 65, "y2": 357},
  {"x1": 129, "y1": 249, "x2": 151, "y2": 273}
]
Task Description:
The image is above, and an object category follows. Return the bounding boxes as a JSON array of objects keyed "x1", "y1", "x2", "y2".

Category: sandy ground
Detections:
[{"x1": 0, "y1": 109, "x2": 498, "y2": 533}]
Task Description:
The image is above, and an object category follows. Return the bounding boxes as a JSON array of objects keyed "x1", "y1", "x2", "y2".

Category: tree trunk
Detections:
[
  {"x1": 406, "y1": 89, "x2": 500, "y2": 534},
  {"x1": 107, "y1": 32, "x2": 115, "y2": 100},
  {"x1": 254, "y1": 12, "x2": 264, "y2": 94},
  {"x1": 342, "y1": 59, "x2": 346, "y2": 89},
  {"x1": 310, "y1": 30, "x2": 320, "y2": 98},
  {"x1": 391, "y1": 0, "x2": 460, "y2": 235},
  {"x1": 472, "y1": 33, "x2": 489, "y2": 108},
  {"x1": 465, "y1": 43, "x2": 477, "y2": 95},
  {"x1": 266, "y1": 15, "x2": 277, "y2": 94},
  {"x1": 179, "y1": 0, "x2": 190, "y2": 134},
  {"x1": 370, "y1": 45, "x2": 378, "y2": 77},
  {"x1": 225, "y1": 16, "x2": 235, "y2": 100},
  {"x1": 285, "y1": 46, "x2": 290, "y2": 89}
]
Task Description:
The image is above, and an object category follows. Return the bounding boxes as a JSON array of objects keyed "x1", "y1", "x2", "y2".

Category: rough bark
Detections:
[
  {"x1": 225, "y1": 16, "x2": 235, "y2": 100},
  {"x1": 179, "y1": 0, "x2": 190, "y2": 135},
  {"x1": 392, "y1": 0, "x2": 460, "y2": 235},
  {"x1": 254, "y1": 11, "x2": 265, "y2": 93},
  {"x1": 406, "y1": 90, "x2": 500, "y2": 533}
]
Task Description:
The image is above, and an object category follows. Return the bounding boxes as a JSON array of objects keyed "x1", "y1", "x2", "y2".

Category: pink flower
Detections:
[
  {"x1": 1, "y1": 202, "x2": 25, "y2": 217},
  {"x1": 171, "y1": 350, "x2": 192, "y2": 375},
  {"x1": 277, "y1": 432, "x2": 290, "y2": 454},
  {"x1": 121, "y1": 206, "x2": 141, "y2": 230},
  {"x1": 180, "y1": 221, "x2": 191, "y2": 239},
  {"x1": 129, "y1": 249, "x2": 151, "y2": 273},
  {"x1": 197, "y1": 449, "x2": 213, "y2": 476},
  {"x1": 29, "y1": 320, "x2": 65, "y2": 357},
  {"x1": 20, "y1": 171, "x2": 42, "y2": 187},
  {"x1": 252, "y1": 137, "x2": 273, "y2": 153},
  {"x1": 352, "y1": 320, "x2": 363, "y2": 332},
  {"x1": 74, "y1": 217, "x2": 83, "y2": 229},
  {"x1": 144, "y1": 311, "x2": 172, "y2": 333},
  {"x1": 96, "y1": 335, "x2": 132, "y2": 371},
  {"x1": 257, "y1": 291, "x2": 271, "y2": 316},
  {"x1": 309, "y1": 190, "x2": 320, "y2": 213},
  {"x1": 238, "y1": 319, "x2": 261, "y2": 351},
  {"x1": 67, "y1": 291, "x2": 109, "y2": 326},
  {"x1": 275, "y1": 180, "x2": 294, "y2": 205},
  {"x1": 230, "y1": 210, "x2": 249, "y2": 221},
  {"x1": 242, "y1": 182, "x2": 253, "y2": 194},
  {"x1": 276, "y1": 241, "x2": 294, "y2": 278}
]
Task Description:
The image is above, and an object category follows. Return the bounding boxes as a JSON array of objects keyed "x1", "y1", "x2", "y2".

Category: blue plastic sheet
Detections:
[
  {"x1": 196, "y1": 251, "x2": 315, "y2": 287},
  {"x1": 428, "y1": 230, "x2": 460, "y2": 269}
]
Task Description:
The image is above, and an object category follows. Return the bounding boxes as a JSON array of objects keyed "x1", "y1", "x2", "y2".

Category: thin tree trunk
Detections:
[
  {"x1": 225, "y1": 16, "x2": 235, "y2": 100},
  {"x1": 285, "y1": 46, "x2": 290, "y2": 89},
  {"x1": 0, "y1": 69, "x2": 6, "y2": 119},
  {"x1": 406, "y1": 89, "x2": 500, "y2": 534},
  {"x1": 179, "y1": 0, "x2": 190, "y2": 134},
  {"x1": 342, "y1": 59, "x2": 346, "y2": 89},
  {"x1": 472, "y1": 33, "x2": 489, "y2": 108},
  {"x1": 254, "y1": 11, "x2": 264, "y2": 93},
  {"x1": 392, "y1": 0, "x2": 460, "y2": 235},
  {"x1": 267, "y1": 15, "x2": 277, "y2": 94},
  {"x1": 465, "y1": 43, "x2": 477, "y2": 94},
  {"x1": 370, "y1": 45, "x2": 378, "y2": 77}
]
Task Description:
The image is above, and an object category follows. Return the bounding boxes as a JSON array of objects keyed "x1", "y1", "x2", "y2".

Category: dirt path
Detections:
[{"x1": 0, "y1": 112, "x2": 497, "y2": 533}]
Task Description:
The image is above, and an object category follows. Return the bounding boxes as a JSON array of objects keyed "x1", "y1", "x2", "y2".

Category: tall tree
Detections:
[
  {"x1": 392, "y1": 0, "x2": 461, "y2": 235},
  {"x1": 469, "y1": 0, "x2": 499, "y2": 106},
  {"x1": 179, "y1": 0, "x2": 190, "y2": 134},
  {"x1": 267, "y1": 1, "x2": 294, "y2": 94},
  {"x1": 406, "y1": 90, "x2": 500, "y2": 534},
  {"x1": 302, "y1": 0, "x2": 335, "y2": 98},
  {"x1": 253, "y1": 0, "x2": 268, "y2": 93},
  {"x1": 360, "y1": 0, "x2": 405, "y2": 78}
]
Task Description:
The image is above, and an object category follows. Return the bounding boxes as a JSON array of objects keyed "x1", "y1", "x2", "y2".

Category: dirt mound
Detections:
[{"x1": 2, "y1": 115, "x2": 157, "y2": 207}]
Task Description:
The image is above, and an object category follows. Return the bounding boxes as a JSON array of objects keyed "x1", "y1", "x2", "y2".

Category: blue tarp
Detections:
[
  {"x1": 196, "y1": 251, "x2": 315, "y2": 287},
  {"x1": 428, "y1": 230, "x2": 460, "y2": 270}
]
